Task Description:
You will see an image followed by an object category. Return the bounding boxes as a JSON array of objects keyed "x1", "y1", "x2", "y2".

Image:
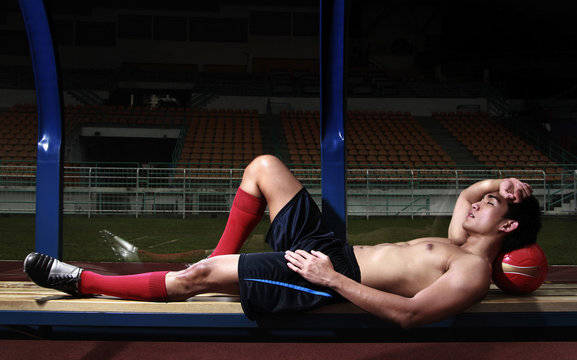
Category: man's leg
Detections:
[
  {"x1": 80, "y1": 255, "x2": 240, "y2": 301},
  {"x1": 24, "y1": 156, "x2": 300, "y2": 299},
  {"x1": 237, "y1": 155, "x2": 303, "y2": 223},
  {"x1": 89, "y1": 155, "x2": 302, "y2": 299},
  {"x1": 209, "y1": 187, "x2": 266, "y2": 257},
  {"x1": 80, "y1": 270, "x2": 170, "y2": 301},
  {"x1": 165, "y1": 255, "x2": 240, "y2": 300},
  {"x1": 100, "y1": 155, "x2": 302, "y2": 261},
  {"x1": 24, "y1": 252, "x2": 240, "y2": 301},
  {"x1": 210, "y1": 155, "x2": 303, "y2": 256}
]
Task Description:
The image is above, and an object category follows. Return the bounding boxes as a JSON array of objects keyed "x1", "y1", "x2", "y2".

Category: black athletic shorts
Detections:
[{"x1": 238, "y1": 188, "x2": 361, "y2": 320}]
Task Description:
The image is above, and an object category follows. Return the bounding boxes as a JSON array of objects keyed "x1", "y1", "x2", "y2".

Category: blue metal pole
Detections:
[
  {"x1": 19, "y1": 0, "x2": 64, "y2": 258},
  {"x1": 320, "y1": 0, "x2": 348, "y2": 241}
]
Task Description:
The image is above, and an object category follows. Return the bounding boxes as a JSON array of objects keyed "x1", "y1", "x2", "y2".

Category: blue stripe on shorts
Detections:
[{"x1": 244, "y1": 278, "x2": 333, "y2": 298}]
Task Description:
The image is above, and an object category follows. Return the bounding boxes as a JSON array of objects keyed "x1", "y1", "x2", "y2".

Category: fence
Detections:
[{"x1": 0, "y1": 165, "x2": 575, "y2": 217}]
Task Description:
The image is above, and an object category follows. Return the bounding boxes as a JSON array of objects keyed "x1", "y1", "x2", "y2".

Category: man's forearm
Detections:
[
  {"x1": 327, "y1": 271, "x2": 419, "y2": 329},
  {"x1": 462, "y1": 177, "x2": 532, "y2": 205},
  {"x1": 460, "y1": 179, "x2": 503, "y2": 204},
  {"x1": 326, "y1": 263, "x2": 487, "y2": 330}
]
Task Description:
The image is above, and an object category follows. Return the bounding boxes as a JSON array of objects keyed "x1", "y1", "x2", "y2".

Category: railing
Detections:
[
  {"x1": 545, "y1": 169, "x2": 577, "y2": 212},
  {"x1": 0, "y1": 165, "x2": 574, "y2": 217}
]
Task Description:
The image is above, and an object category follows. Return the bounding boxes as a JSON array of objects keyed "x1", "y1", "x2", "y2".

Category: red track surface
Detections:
[{"x1": 1, "y1": 340, "x2": 576, "y2": 360}]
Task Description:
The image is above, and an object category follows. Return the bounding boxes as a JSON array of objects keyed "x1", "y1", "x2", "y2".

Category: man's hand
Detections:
[
  {"x1": 284, "y1": 249, "x2": 337, "y2": 287},
  {"x1": 499, "y1": 178, "x2": 533, "y2": 204}
]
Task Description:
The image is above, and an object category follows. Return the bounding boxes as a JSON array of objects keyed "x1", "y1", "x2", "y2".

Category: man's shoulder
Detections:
[
  {"x1": 441, "y1": 253, "x2": 492, "y2": 307},
  {"x1": 448, "y1": 252, "x2": 492, "y2": 283}
]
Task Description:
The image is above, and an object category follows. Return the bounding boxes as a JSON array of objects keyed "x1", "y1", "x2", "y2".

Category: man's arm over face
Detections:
[
  {"x1": 448, "y1": 178, "x2": 532, "y2": 243},
  {"x1": 285, "y1": 250, "x2": 491, "y2": 329},
  {"x1": 448, "y1": 179, "x2": 500, "y2": 243}
]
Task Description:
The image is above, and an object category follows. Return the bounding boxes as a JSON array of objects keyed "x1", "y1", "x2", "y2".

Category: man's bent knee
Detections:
[
  {"x1": 241, "y1": 155, "x2": 283, "y2": 193},
  {"x1": 245, "y1": 155, "x2": 283, "y2": 175}
]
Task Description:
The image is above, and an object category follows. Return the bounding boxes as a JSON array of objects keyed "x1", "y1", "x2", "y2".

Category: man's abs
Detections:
[{"x1": 353, "y1": 239, "x2": 461, "y2": 297}]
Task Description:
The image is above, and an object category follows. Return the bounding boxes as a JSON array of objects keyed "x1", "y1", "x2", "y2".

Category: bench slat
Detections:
[{"x1": 1, "y1": 281, "x2": 576, "y2": 315}]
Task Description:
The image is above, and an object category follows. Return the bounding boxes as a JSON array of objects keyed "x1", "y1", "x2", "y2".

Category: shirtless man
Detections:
[{"x1": 24, "y1": 155, "x2": 540, "y2": 328}]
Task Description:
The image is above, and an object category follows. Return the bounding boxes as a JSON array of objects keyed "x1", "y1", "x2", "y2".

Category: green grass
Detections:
[{"x1": 0, "y1": 214, "x2": 575, "y2": 265}]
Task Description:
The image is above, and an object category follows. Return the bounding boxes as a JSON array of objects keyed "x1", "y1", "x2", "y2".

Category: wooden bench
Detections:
[{"x1": 1, "y1": 281, "x2": 576, "y2": 334}]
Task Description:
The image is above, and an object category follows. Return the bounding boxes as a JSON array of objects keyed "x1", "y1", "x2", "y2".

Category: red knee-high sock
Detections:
[
  {"x1": 79, "y1": 271, "x2": 169, "y2": 301},
  {"x1": 209, "y1": 187, "x2": 266, "y2": 257}
]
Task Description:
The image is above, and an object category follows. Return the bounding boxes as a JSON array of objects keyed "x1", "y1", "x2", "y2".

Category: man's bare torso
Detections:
[{"x1": 353, "y1": 238, "x2": 489, "y2": 297}]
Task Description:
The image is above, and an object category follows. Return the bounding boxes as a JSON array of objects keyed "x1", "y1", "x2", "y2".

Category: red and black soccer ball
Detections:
[{"x1": 492, "y1": 244, "x2": 548, "y2": 294}]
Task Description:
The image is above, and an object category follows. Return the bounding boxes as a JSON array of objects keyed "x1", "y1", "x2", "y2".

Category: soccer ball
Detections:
[{"x1": 492, "y1": 244, "x2": 548, "y2": 294}]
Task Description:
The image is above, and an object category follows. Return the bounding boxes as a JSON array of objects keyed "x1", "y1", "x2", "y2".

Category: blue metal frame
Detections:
[
  {"x1": 320, "y1": 0, "x2": 348, "y2": 242},
  {"x1": 19, "y1": 0, "x2": 64, "y2": 259}
]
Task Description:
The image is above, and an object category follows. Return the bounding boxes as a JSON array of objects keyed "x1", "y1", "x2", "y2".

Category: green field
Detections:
[{"x1": 0, "y1": 215, "x2": 575, "y2": 265}]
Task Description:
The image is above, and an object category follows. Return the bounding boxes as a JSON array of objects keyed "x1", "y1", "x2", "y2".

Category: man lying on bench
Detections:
[{"x1": 24, "y1": 155, "x2": 541, "y2": 329}]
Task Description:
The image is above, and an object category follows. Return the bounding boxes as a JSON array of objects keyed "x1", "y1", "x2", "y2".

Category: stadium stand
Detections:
[
  {"x1": 282, "y1": 109, "x2": 321, "y2": 165},
  {"x1": 69, "y1": 105, "x2": 264, "y2": 167},
  {"x1": 0, "y1": 104, "x2": 263, "y2": 168},
  {"x1": 347, "y1": 110, "x2": 454, "y2": 168},
  {"x1": 0, "y1": 104, "x2": 568, "y2": 177},
  {"x1": 178, "y1": 108, "x2": 263, "y2": 167},
  {"x1": 0, "y1": 104, "x2": 37, "y2": 164},
  {"x1": 434, "y1": 111, "x2": 563, "y2": 177},
  {"x1": 282, "y1": 109, "x2": 455, "y2": 168}
]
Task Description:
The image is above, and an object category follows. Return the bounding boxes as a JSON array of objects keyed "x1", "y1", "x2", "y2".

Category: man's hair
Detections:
[{"x1": 501, "y1": 195, "x2": 541, "y2": 253}]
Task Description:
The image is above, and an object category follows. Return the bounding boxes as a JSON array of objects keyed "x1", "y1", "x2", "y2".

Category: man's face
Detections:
[{"x1": 463, "y1": 192, "x2": 511, "y2": 236}]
